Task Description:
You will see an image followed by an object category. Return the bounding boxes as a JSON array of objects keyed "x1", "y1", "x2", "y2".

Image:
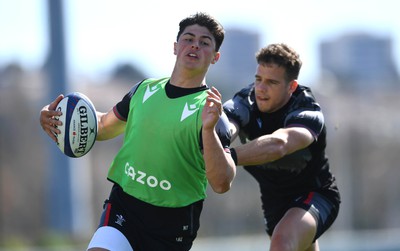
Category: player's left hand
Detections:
[{"x1": 202, "y1": 86, "x2": 223, "y2": 130}]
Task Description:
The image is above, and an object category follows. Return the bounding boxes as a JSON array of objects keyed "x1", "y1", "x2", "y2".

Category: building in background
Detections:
[
  {"x1": 319, "y1": 33, "x2": 399, "y2": 91},
  {"x1": 208, "y1": 28, "x2": 260, "y2": 98}
]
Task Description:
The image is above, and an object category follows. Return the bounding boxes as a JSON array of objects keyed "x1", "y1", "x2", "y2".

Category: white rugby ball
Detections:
[{"x1": 55, "y1": 92, "x2": 98, "y2": 158}]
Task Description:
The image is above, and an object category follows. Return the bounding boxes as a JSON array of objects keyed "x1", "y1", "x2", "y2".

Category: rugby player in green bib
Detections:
[{"x1": 40, "y1": 12, "x2": 236, "y2": 251}]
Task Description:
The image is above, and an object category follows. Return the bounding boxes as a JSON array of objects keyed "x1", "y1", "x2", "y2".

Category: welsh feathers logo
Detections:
[{"x1": 181, "y1": 102, "x2": 199, "y2": 122}]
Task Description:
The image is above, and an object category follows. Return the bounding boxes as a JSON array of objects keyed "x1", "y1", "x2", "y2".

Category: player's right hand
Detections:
[{"x1": 39, "y1": 94, "x2": 64, "y2": 142}]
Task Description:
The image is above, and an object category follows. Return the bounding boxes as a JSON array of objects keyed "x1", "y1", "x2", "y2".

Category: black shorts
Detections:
[
  {"x1": 97, "y1": 184, "x2": 203, "y2": 251},
  {"x1": 262, "y1": 191, "x2": 340, "y2": 241}
]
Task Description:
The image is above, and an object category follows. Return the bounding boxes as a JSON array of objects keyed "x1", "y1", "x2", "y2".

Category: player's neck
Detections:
[{"x1": 170, "y1": 67, "x2": 207, "y2": 88}]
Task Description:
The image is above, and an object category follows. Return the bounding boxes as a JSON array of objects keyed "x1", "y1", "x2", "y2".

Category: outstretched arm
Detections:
[
  {"x1": 233, "y1": 127, "x2": 314, "y2": 166},
  {"x1": 202, "y1": 87, "x2": 236, "y2": 194},
  {"x1": 96, "y1": 108, "x2": 126, "y2": 141},
  {"x1": 39, "y1": 95, "x2": 125, "y2": 142}
]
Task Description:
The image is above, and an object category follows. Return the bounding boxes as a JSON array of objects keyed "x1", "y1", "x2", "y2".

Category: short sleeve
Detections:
[
  {"x1": 114, "y1": 81, "x2": 143, "y2": 121},
  {"x1": 285, "y1": 109, "x2": 325, "y2": 140}
]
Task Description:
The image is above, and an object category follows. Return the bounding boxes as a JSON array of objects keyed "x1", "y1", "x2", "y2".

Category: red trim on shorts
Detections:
[
  {"x1": 103, "y1": 203, "x2": 112, "y2": 226},
  {"x1": 303, "y1": 192, "x2": 315, "y2": 205}
]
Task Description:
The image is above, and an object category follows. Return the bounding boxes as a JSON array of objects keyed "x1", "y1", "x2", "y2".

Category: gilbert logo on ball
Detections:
[{"x1": 55, "y1": 92, "x2": 98, "y2": 158}]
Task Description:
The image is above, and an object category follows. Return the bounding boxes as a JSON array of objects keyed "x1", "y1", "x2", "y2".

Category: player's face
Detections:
[
  {"x1": 254, "y1": 63, "x2": 297, "y2": 113},
  {"x1": 174, "y1": 24, "x2": 220, "y2": 71}
]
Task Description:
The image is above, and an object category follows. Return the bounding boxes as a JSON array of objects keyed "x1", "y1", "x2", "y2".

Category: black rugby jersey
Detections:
[{"x1": 224, "y1": 83, "x2": 339, "y2": 200}]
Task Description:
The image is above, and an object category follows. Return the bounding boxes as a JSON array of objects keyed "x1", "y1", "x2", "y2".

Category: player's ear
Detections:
[
  {"x1": 211, "y1": 52, "x2": 220, "y2": 64},
  {"x1": 289, "y1": 80, "x2": 298, "y2": 93},
  {"x1": 173, "y1": 42, "x2": 177, "y2": 55}
]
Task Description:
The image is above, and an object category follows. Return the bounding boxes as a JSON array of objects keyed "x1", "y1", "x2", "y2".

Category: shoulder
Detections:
[
  {"x1": 290, "y1": 85, "x2": 321, "y2": 111},
  {"x1": 232, "y1": 83, "x2": 255, "y2": 105},
  {"x1": 223, "y1": 83, "x2": 255, "y2": 127},
  {"x1": 127, "y1": 79, "x2": 146, "y2": 97},
  {"x1": 114, "y1": 78, "x2": 169, "y2": 120},
  {"x1": 286, "y1": 85, "x2": 325, "y2": 137}
]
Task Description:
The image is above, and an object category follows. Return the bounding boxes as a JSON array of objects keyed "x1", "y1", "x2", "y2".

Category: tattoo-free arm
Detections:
[
  {"x1": 202, "y1": 87, "x2": 236, "y2": 193},
  {"x1": 234, "y1": 127, "x2": 314, "y2": 166},
  {"x1": 96, "y1": 109, "x2": 126, "y2": 141},
  {"x1": 202, "y1": 127, "x2": 236, "y2": 194}
]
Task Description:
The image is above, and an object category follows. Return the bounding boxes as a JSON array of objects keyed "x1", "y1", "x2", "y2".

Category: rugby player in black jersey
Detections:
[{"x1": 224, "y1": 43, "x2": 340, "y2": 251}]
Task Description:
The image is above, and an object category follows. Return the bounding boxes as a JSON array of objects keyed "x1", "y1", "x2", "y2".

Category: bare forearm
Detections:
[
  {"x1": 234, "y1": 136, "x2": 286, "y2": 166},
  {"x1": 202, "y1": 128, "x2": 236, "y2": 194},
  {"x1": 96, "y1": 111, "x2": 125, "y2": 141},
  {"x1": 232, "y1": 127, "x2": 315, "y2": 166}
]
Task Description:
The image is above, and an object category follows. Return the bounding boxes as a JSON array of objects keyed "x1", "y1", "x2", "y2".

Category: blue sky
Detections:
[{"x1": 0, "y1": 0, "x2": 399, "y2": 83}]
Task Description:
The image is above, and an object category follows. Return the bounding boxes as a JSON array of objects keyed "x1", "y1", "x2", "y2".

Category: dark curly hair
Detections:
[
  {"x1": 256, "y1": 43, "x2": 302, "y2": 82},
  {"x1": 177, "y1": 12, "x2": 225, "y2": 52}
]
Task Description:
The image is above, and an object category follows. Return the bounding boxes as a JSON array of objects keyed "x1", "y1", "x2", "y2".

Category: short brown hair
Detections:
[
  {"x1": 256, "y1": 43, "x2": 302, "y2": 82},
  {"x1": 177, "y1": 12, "x2": 225, "y2": 52}
]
